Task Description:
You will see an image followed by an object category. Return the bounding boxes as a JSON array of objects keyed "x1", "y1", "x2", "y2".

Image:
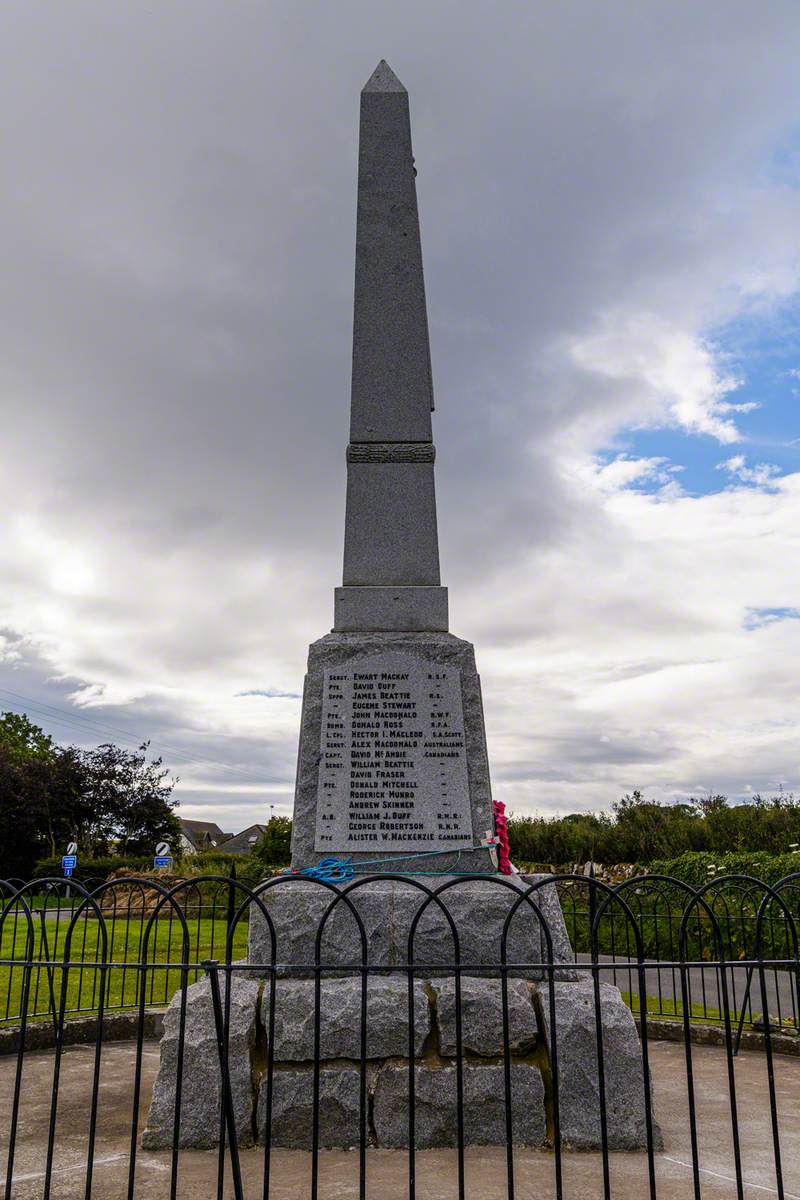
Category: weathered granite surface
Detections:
[
  {"x1": 349, "y1": 62, "x2": 433, "y2": 447},
  {"x1": 431, "y1": 976, "x2": 537, "y2": 1057},
  {"x1": 248, "y1": 874, "x2": 574, "y2": 976},
  {"x1": 258, "y1": 1067, "x2": 364, "y2": 1149},
  {"x1": 291, "y1": 632, "x2": 494, "y2": 870},
  {"x1": 143, "y1": 974, "x2": 261, "y2": 1150},
  {"x1": 334, "y1": 585, "x2": 448, "y2": 632},
  {"x1": 535, "y1": 979, "x2": 663, "y2": 1151},
  {"x1": 142, "y1": 969, "x2": 663, "y2": 1151},
  {"x1": 261, "y1": 977, "x2": 430, "y2": 1060},
  {"x1": 372, "y1": 1063, "x2": 547, "y2": 1148},
  {"x1": 343, "y1": 462, "x2": 441, "y2": 586}
]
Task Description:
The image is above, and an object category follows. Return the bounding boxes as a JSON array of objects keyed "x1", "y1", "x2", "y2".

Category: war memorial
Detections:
[{"x1": 144, "y1": 61, "x2": 657, "y2": 1155}]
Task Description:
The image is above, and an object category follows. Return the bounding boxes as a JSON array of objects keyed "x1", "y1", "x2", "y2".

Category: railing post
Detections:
[
  {"x1": 733, "y1": 963, "x2": 754, "y2": 1056},
  {"x1": 37, "y1": 910, "x2": 59, "y2": 1037},
  {"x1": 226, "y1": 863, "x2": 237, "y2": 940},
  {"x1": 202, "y1": 959, "x2": 244, "y2": 1200}
]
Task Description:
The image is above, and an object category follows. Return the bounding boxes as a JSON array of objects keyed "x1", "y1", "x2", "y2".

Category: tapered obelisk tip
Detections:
[{"x1": 362, "y1": 59, "x2": 407, "y2": 93}]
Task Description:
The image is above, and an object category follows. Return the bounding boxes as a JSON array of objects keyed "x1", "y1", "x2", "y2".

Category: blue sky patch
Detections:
[
  {"x1": 236, "y1": 688, "x2": 302, "y2": 700},
  {"x1": 603, "y1": 296, "x2": 799, "y2": 497},
  {"x1": 744, "y1": 607, "x2": 800, "y2": 631}
]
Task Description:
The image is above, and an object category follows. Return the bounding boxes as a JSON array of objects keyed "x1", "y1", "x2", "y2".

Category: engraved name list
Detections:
[{"x1": 314, "y1": 653, "x2": 474, "y2": 852}]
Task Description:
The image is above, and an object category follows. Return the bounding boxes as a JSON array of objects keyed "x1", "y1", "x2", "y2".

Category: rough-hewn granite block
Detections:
[
  {"x1": 535, "y1": 979, "x2": 663, "y2": 1150},
  {"x1": 257, "y1": 1067, "x2": 364, "y2": 1149},
  {"x1": 372, "y1": 1062, "x2": 546, "y2": 1148},
  {"x1": 143, "y1": 975, "x2": 260, "y2": 1150},
  {"x1": 248, "y1": 874, "x2": 574, "y2": 977},
  {"x1": 431, "y1": 976, "x2": 537, "y2": 1057},
  {"x1": 261, "y1": 976, "x2": 430, "y2": 1060}
]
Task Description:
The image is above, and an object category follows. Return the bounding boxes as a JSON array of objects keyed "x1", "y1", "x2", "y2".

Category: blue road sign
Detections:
[
  {"x1": 62, "y1": 854, "x2": 77, "y2": 877},
  {"x1": 154, "y1": 855, "x2": 173, "y2": 869}
]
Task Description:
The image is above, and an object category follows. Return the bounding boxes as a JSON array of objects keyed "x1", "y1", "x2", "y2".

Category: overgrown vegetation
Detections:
[
  {"x1": 31, "y1": 855, "x2": 152, "y2": 881},
  {"x1": 647, "y1": 850, "x2": 800, "y2": 888}
]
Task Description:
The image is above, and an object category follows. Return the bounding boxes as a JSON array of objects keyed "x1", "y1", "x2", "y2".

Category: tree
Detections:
[
  {"x1": 0, "y1": 753, "x2": 43, "y2": 879},
  {"x1": 0, "y1": 709, "x2": 183, "y2": 878},
  {"x1": 0, "y1": 718, "x2": 85, "y2": 873},
  {"x1": 29, "y1": 745, "x2": 87, "y2": 858},
  {"x1": 252, "y1": 816, "x2": 293, "y2": 867},
  {"x1": 0, "y1": 712, "x2": 55, "y2": 764},
  {"x1": 74, "y1": 742, "x2": 181, "y2": 856}
]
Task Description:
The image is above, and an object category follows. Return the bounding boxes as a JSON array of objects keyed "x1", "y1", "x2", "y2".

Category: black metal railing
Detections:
[
  {"x1": 0, "y1": 871, "x2": 797, "y2": 1199},
  {"x1": 556, "y1": 873, "x2": 800, "y2": 1037}
]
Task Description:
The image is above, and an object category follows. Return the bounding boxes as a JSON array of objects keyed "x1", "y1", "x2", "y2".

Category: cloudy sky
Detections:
[{"x1": 1, "y1": 1, "x2": 799, "y2": 832}]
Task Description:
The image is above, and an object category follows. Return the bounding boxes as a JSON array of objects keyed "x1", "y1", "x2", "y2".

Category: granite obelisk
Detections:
[
  {"x1": 290, "y1": 61, "x2": 496, "y2": 871},
  {"x1": 335, "y1": 58, "x2": 445, "y2": 635},
  {"x1": 144, "y1": 64, "x2": 657, "y2": 1155}
]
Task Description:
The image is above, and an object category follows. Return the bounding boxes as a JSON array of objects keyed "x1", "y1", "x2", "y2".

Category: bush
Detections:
[{"x1": 185, "y1": 851, "x2": 245, "y2": 876}]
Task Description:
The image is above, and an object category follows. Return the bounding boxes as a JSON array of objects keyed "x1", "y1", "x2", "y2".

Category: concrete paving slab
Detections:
[{"x1": 0, "y1": 1038, "x2": 797, "y2": 1198}]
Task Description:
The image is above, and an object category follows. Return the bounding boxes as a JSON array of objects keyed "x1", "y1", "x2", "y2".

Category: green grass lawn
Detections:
[
  {"x1": 620, "y1": 989, "x2": 730, "y2": 1023},
  {"x1": 622, "y1": 990, "x2": 799, "y2": 1034},
  {"x1": 0, "y1": 916, "x2": 249, "y2": 1022}
]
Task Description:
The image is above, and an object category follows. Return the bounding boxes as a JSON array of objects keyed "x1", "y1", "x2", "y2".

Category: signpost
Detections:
[
  {"x1": 154, "y1": 841, "x2": 173, "y2": 870},
  {"x1": 61, "y1": 841, "x2": 78, "y2": 898},
  {"x1": 62, "y1": 842, "x2": 78, "y2": 878}
]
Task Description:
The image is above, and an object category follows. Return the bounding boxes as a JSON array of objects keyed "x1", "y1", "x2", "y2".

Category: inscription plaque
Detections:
[{"x1": 314, "y1": 652, "x2": 474, "y2": 852}]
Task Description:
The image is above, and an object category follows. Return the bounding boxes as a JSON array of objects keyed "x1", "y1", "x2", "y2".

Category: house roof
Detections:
[
  {"x1": 222, "y1": 824, "x2": 267, "y2": 855},
  {"x1": 178, "y1": 819, "x2": 231, "y2": 850}
]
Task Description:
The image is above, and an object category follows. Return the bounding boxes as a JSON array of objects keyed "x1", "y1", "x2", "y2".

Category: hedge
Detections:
[
  {"x1": 647, "y1": 850, "x2": 800, "y2": 889},
  {"x1": 31, "y1": 855, "x2": 152, "y2": 881}
]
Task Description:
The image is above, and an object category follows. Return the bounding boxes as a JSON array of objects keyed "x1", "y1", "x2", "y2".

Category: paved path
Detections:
[{"x1": 0, "y1": 1039, "x2": 797, "y2": 1198}]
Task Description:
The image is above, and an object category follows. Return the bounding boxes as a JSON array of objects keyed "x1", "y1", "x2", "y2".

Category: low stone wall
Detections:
[
  {"x1": 0, "y1": 1010, "x2": 165, "y2": 1054},
  {"x1": 642, "y1": 1016, "x2": 800, "y2": 1056},
  {"x1": 3, "y1": 1007, "x2": 793, "y2": 1061}
]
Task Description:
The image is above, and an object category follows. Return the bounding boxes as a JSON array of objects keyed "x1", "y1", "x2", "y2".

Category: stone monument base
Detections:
[
  {"x1": 144, "y1": 876, "x2": 660, "y2": 1152},
  {"x1": 144, "y1": 972, "x2": 659, "y2": 1151}
]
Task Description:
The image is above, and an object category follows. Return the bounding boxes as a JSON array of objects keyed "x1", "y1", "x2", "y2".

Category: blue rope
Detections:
[
  {"x1": 284, "y1": 848, "x2": 497, "y2": 883},
  {"x1": 293, "y1": 857, "x2": 355, "y2": 883}
]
